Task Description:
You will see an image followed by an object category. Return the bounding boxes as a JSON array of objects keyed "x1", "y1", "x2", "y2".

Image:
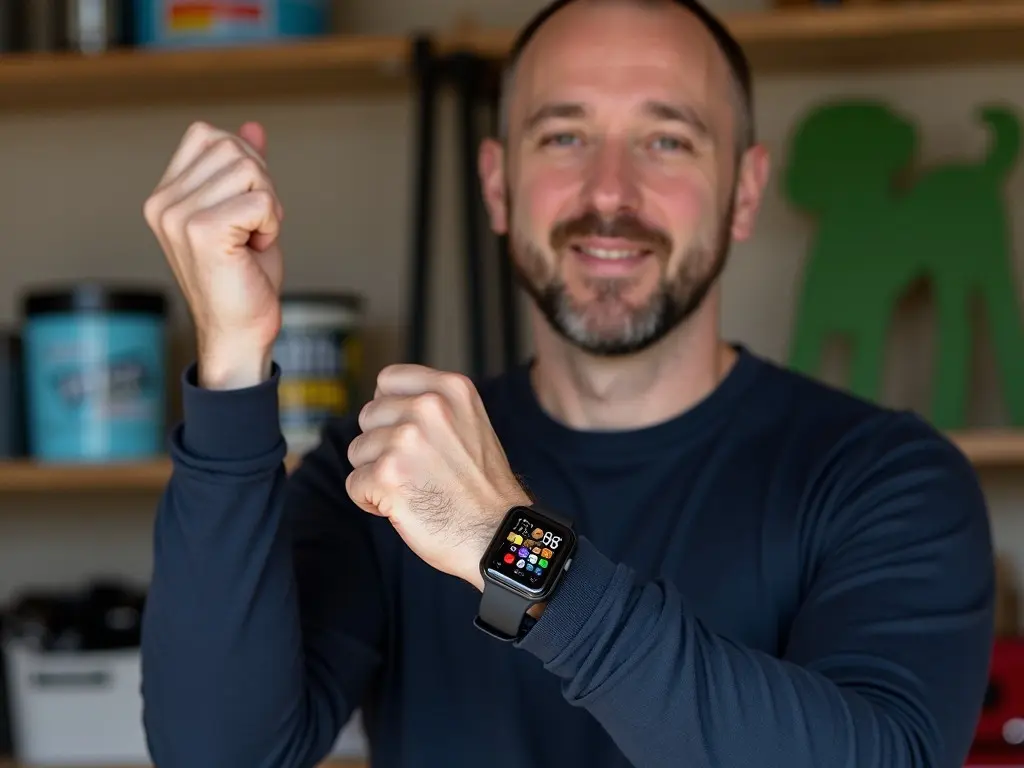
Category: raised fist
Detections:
[{"x1": 143, "y1": 120, "x2": 284, "y2": 390}]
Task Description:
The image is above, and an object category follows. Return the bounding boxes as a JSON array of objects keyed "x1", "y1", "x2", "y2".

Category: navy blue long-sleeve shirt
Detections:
[{"x1": 140, "y1": 344, "x2": 995, "y2": 768}]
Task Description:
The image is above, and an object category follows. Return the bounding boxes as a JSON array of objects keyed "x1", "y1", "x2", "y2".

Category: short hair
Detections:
[{"x1": 496, "y1": 0, "x2": 755, "y2": 154}]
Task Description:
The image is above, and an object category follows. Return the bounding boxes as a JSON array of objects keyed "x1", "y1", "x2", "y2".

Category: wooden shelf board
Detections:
[
  {"x1": 0, "y1": 454, "x2": 302, "y2": 493},
  {"x1": 0, "y1": 34, "x2": 411, "y2": 112},
  {"x1": 439, "y1": 1, "x2": 1024, "y2": 74},
  {"x1": 2, "y1": 1, "x2": 1024, "y2": 111},
  {"x1": 0, "y1": 429, "x2": 1020, "y2": 493}
]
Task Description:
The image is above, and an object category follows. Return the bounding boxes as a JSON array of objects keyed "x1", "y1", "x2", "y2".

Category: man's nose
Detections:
[{"x1": 581, "y1": 142, "x2": 641, "y2": 217}]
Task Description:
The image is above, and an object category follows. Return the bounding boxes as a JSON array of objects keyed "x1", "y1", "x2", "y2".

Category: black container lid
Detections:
[
  {"x1": 280, "y1": 291, "x2": 364, "y2": 311},
  {"x1": 23, "y1": 283, "x2": 168, "y2": 317}
]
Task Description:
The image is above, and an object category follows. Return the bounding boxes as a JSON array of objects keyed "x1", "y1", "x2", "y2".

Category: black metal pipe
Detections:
[
  {"x1": 405, "y1": 35, "x2": 437, "y2": 365},
  {"x1": 453, "y1": 52, "x2": 488, "y2": 380},
  {"x1": 486, "y1": 76, "x2": 520, "y2": 373}
]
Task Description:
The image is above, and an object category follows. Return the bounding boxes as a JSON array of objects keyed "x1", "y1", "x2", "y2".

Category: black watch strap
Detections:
[{"x1": 474, "y1": 581, "x2": 534, "y2": 642}]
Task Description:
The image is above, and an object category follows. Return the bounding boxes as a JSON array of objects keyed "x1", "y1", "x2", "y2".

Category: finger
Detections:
[
  {"x1": 375, "y1": 364, "x2": 443, "y2": 396},
  {"x1": 183, "y1": 189, "x2": 281, "y2": 252},
  {"x1": 238, "y1": 121, "x2": 267, "y2": 157},
  {"x1": 376, "y1": 365, "x2": 479, "y2": 419},
  {"x1": 159, "y1": 134, "x2": 270, "y2": 211},
  {"x1": 345, "y1": 465, "x2": 387, "y2": 516},
  {"x1": 377, "y1": 365, "x2": 477, "y2": 403},
  {"x1": 158, "y1": 121, "x2": 230, "y2": 187},
  {"x1": 358, "y1": 395, "x2": 425, "y2": 432},
  {"x1": 346, "y1": 426, "x2": 395, "y2": 468},
  {"x1": 174, "y1": 155, "x2": 281, "y2": 223}
]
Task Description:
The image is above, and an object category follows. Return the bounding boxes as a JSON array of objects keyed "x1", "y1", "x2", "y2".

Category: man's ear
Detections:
[
  {"x1": 478, "y1": 137, "x2": 508, "y2": 235},
  {"x1": 730, "y1": 143, "x2": 770, "y2": 243}
]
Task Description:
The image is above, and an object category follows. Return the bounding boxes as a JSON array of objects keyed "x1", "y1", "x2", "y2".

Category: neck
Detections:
[{"x1": 528, "y1": 289, "x2": 737, "y2": 431}]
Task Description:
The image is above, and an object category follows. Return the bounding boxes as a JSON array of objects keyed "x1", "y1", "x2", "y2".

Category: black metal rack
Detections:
[{"x1": 403, "y1": 35, "x2": 520, "y2": 382}]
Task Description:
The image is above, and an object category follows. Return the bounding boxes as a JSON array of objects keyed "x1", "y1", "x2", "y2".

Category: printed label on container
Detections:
[
  {"x1": 161, "y1": 1, "x2": 275, "y2": 34},
  {"x1": 274, "y1": 328, "x2": 361, "y2": 432},
  {"x1": 24, "y1": 315, "x2": 166, "y2": 460}
]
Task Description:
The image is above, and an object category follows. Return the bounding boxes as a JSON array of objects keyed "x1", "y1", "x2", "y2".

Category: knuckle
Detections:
[
  {"x1": 142, "y1": 194, "x2": 163, "y2": 229},
  {"x1": 375, "y1": 454, "x2": 402, "y2": 487},
  {"x1": 208, "y1": 135, "x2": 243, "y2": 166},
  {"x1": 357, "y1": 401, "x2": 373, "y2": 431},
  {"x1": 159, "y1": 202, "x2": 188, "y2": 239},
  {"x1": 394, "y1": 422, "x2": 420, "y2": 450},
  {"x1": 346, "y1": 435, "x2": 361, "y2": 466},
  {"x1": 444, "y1": 372, "x2": 474, "y2": 399},
  {"x1": 251, "y1": 188, "x2": 275, "y2": 209},
  {"x1": 182, "y1": 210, "x2": 211, "y2": 243},
  {"x1": 235, "y1": 153, "x2": 263, "y2": 178},
  {"x1": 414, "y1": 392, "x2": 447, "y2": 420},
  {"x1": 185, "y1": 120, "x2": 213, "y2": 139}
]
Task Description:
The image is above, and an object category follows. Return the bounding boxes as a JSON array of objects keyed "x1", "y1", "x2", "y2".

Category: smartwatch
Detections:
[{"x1": 475, "y1": 504, "x2": 577, "y2": 641}]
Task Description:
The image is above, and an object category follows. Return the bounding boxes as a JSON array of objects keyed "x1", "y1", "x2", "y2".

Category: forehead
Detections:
[{"x1": 509, "y1": 1, "x2": 733, "y2": 128}]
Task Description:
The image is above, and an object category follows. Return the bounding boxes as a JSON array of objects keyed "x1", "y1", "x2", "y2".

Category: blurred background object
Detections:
[{"x1": 0, "y1": 0, "x2": 1023, "y2": 765}]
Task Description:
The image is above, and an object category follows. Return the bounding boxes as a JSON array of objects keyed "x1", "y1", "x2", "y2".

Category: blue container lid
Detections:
[{"x1": 23, "y1": 283, "x2": 168, "y2": 318}]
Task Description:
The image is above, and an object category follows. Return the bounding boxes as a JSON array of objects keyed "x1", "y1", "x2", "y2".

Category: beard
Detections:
[{"x1": 509, "y1": 195, "x2": 735, "y2": 357}]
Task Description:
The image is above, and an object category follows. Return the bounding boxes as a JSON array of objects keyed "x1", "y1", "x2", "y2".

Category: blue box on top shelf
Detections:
[{"x1": 133, "y1": 0, "x2": 332, "y2": 49}]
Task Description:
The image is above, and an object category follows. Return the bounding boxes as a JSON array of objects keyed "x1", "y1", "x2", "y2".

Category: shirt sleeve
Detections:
[
  {"x1": 516, "y1": 413, "x2": 995, "y2": 768},
  {"x1": 141, "y1": 363, "x2": 389, "y2": 768}
]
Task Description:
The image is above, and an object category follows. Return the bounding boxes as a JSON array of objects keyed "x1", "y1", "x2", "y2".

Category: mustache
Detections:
[{"x1": 550, "y1": 210, "x2": 673, "y2": 252}]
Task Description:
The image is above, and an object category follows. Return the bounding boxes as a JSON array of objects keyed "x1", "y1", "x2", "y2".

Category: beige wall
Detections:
[{"x1": 1, "y1": 0, "x2": 1022, "y2": 610}]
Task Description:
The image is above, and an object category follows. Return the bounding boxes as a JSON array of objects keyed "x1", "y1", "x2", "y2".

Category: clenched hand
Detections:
[
  {"x1": 143, "y1": 120, "x2": 285, "y2": 391},
  {"x1": 346, "y1": 364, "x2": 532, "y2": 590}
]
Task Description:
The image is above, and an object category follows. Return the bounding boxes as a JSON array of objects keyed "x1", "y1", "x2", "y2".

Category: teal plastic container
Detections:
[
  {"x1": 21, "y1": 285, "x2": 168, "y2": 463},
  {"x1": 133, "y1": 0, "x2": 332, "y2": 48}
]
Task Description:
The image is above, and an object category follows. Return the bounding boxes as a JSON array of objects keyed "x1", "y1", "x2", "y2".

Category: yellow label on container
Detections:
[{"x1": 279, "y1": 379, "x2": 349, "y2": 414}]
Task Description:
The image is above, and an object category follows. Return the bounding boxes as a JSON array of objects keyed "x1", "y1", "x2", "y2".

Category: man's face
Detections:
[{"x1": 480, "y1": 0, "x2": 765, "y2": 356}]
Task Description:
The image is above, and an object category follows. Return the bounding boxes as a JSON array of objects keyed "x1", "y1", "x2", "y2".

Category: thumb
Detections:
[{"x1": 238, "y1": 121, "x2": 267, "y2": 158}]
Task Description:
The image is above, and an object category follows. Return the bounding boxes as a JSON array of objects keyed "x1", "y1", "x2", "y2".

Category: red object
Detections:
[
  {"x1": 503, "y1": 553, "x2": 514, "y2": 564},
  {"x1": 975, "y1": 639, "x2": 1024, "y2": 755}
]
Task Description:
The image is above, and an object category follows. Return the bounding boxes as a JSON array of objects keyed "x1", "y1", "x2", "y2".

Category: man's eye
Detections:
[
  {"x1": 651, "y1": 135, "x2": 694, "y2": 153},
  {"x1": 540, "y1": 133, "x2": 581, "y2": 147}
]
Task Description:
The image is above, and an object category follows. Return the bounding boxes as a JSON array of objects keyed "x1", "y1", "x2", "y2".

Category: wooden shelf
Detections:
[
  {"x1": 444, "y1": 0, "x2": 1024, "y2": 75},
  {"x1": 0, "y1": 34, "x2": 411, "y2": 112},
  {"x1": 3, "y1": 1, "x2": 1024, "y2": 111},
  {"x1": 0, "y1": 454, "x2": 302, "y2": 493},
  {"x1": 0, "y1": 429, "x2": 1020, "y2": 493}
]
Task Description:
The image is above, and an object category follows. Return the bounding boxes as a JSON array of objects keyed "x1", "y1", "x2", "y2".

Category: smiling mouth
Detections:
[{"x1": 572, "y1": 245, "x2": 650, "y2": 261}]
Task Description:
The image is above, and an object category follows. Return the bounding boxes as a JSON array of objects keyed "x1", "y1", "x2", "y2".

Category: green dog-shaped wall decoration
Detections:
[{"x1": 784, "y1": 99, "x2": 1024, "y2": 430}]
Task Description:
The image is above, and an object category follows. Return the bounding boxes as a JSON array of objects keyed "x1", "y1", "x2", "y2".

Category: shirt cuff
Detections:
[
  {"x1": 175, "y1": 362, "x2": 286, "y2": 465},
  {"x1": 516, "y1": 537, "x2": 624, "y2": 664}
]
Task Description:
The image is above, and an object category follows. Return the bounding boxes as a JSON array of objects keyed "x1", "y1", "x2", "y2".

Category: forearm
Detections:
[
  {"x1": 140, "y1": 366, "x2": 341, "y2": 768},
  {"x1": 518, "y1": 539, "x2": 984, "y2": 768}
]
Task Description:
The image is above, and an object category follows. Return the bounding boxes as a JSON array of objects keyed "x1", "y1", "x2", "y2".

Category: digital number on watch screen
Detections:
[{"x1": 486, "y1": 512, "x2": 572, "y2": 594}]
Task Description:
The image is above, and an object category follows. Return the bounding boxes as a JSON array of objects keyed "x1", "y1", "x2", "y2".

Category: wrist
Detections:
[{"x1": 197, "y1": 340, "x2": 274, "y2": 391}]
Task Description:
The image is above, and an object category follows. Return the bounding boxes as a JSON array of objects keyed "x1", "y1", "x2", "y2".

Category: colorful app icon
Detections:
[
  {"x1": 526, "y1": 564, "x2": 534, "y2": 572},
  {"x1": 512, "y1": 535, "x2": 524, "y2": 545},
  {"x1": 517, "y1": 547, "x2": 529, "y2": 558},
  {"x1": 506, "y1": 532, "x2": 516, "y2": 542},
  {"x1": 531, "y1": 547, "x2": 541, "y2": 555},
  {"x1": 528, "y1": 554, "x2": 538, "y2": 564},
  {"x1": 541, "y1": 548, "x2": 553, "y2": 559},
  {"x1": 503, "y1": 553, "x2": 515, "y2": 564},
  {"x1": 509, "y1": 545, "x2": 517, "y2": 552},
  {"x1": 516, "y1": 559, "x2": 526, "y2": 568},
  {"x1": 532, "y1": 528, "x2": 544, "y2": 539},
  {"x1": 539, "y1": 558, "x2": 548, "y2": 568},
  {"x1": 524, "y1": 539, "x2": 536, "y2": 549}
]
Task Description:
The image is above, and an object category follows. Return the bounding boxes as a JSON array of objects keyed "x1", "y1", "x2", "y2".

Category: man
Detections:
[{"x1": 139, "y1": 0, "x2": 995, "y2": 766}]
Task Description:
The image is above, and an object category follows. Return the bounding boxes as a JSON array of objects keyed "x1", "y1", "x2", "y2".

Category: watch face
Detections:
[{"x1": 485, "y1": 507, "x2": 575, "y2": 596}]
